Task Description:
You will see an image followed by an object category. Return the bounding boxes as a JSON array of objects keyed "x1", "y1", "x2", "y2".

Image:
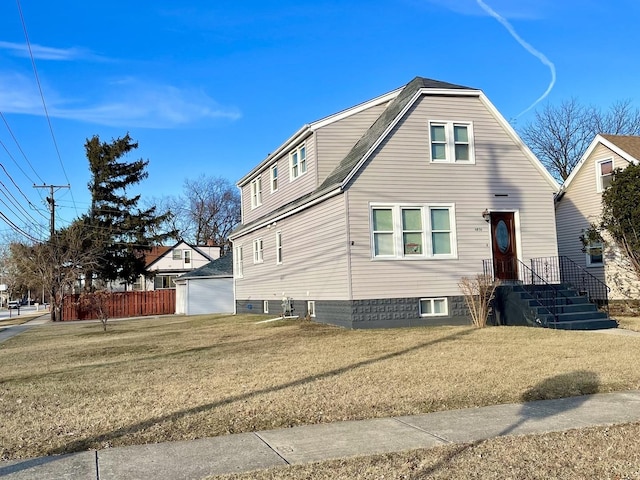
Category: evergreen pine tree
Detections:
[{"x1": 85, "y1": 134, "x2": 173, "y2": 289}]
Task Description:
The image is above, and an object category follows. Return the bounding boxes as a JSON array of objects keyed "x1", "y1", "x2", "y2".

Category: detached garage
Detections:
[{"x1": 175, "y1": 254, "x2": 234, "y2": 315}]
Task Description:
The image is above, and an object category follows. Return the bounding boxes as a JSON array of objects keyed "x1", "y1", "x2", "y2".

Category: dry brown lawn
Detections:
[
  {"x1": 215, "y1": 422, "x2": 640, "y2": 479},
  {"x1": 616, "y1": 315, "x2": 640, "y2": 332},
  {"x1": 1, "y1": 314, "x2": 639, "y2": 464}
]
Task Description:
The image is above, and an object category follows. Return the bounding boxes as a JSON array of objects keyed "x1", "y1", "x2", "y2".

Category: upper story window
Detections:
[
  {"x1": 290, "y1": 144, "x2": 307, "y2": 180},
  {"x1": 596, "y1": 159, "x2": 613, "y2": 193},
  {"x1": 253, "y1": 238, "x2": 263, "y2": 263},
  {"x1": 371, "y1": 204, "x2": 457, "y2": 259},
  {"x1": 429, "y1": 122, "x2": 475, "y2": 163},
  {"x1": 251, "y1": 176, "x2": 262, "y2": 209},
  {"x1": 270, "y1": 164, "x2": 278, "y2": 192},
  {"x1": 172, "y1": 249, "x2": 182, "y2": 260},
  {"x1": 184, "y1": 250, "x2": 191, "y2": 264}
]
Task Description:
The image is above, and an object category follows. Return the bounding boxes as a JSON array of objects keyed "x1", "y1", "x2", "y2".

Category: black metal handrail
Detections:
[
  {"x1": 482, "y1": 258, "x2": 563, "y2": 326},
  {"x1": 529, "y1": 256, "x2": 609, "y2": 314}
]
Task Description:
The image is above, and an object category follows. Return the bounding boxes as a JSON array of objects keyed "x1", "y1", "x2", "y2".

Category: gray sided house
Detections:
[
  {"x1": 230, "y1": 77, "x2": 560, "y2": 328},
  {"x1": 556, "y1": 134, "x2": 640, "y2": 301},
  {"x1": 175, "y1": 254, "x2": 234, "y2": 315}
]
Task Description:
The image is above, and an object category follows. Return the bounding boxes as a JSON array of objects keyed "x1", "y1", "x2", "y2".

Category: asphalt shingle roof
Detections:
[
  {"x1": 601, "y1": 134, "x2": 640, "y2": 161},
  {"x1": 179, "y1": 254, "x2": 233, "y2": 279}
]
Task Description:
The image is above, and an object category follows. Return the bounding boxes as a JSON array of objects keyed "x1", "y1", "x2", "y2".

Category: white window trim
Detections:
[
  {"x1": 275, "y1": 230, "x2": 282, "y2": 265},
  {"x1": 251, "y1": 176, "x2": 262, "y2": 209},
  {"x1": 595, "y1": 158, "x2": 613, "y2": 193},
  {"x1": 234, "y1": 246, "x2": 243, "y2": 278},
  {"x1": 307, "y1": 300, "x2": 316, "y2": 317},
  {"x1": 263, "y1": 300, "x2": 269, "y2": 313},
  {"x1": 289, "y1": 144, "x2": 307, "y2": 180},
  {"x1": 172, "y1": 249, "x2": 182, "y2": 260},
  {"x1": 585, "y1": 241, "x2": 604, "y2": 267},
  {"x1": 370, "y1": 203, "x2": 458, "y2": 260},
  {"x1": 253, "y1": 238, "x2": 263, "y2": 264},
  {"x1": 270, "y1": 164, "x2": 278, "y2": 193},
  {"x1": 184, "y1": 250, "x2": 191, "y2": 264},
  {"x1": 429, "y1": 121, "x2": 475, "y2": 164},
  {"x1": 419, "y1": 297, "x2": 449, "y2": 317}
]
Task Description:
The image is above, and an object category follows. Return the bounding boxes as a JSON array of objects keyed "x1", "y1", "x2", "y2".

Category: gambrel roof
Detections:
[{"x1": 232, "y1": 76, "x2": 558, "y2": 238}]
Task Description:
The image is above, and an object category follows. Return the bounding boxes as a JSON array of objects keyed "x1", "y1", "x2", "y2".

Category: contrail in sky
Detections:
[{"x1": 476, "y1": 0, "x2": 556, "y2": 118}]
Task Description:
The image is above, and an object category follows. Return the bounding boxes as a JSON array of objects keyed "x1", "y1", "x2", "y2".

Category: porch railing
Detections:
[{"x1": 529, "y1": 256, "x2": 609, "y2": 314}]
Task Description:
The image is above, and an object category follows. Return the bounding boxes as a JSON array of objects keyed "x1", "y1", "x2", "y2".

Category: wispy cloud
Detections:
[
  {"x1": 0, "y1": 74, "x2": 241, "y2": 128},
  {"x1": 0, "y1": 41, "x2": 103, "y2": 61},
  {"x1": 475, "y1": 0, "x2": 556, "y2": 117}
]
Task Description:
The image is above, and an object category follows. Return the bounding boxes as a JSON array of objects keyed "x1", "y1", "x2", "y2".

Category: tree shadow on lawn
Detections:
[
  {"x1": 410, "y1": 370, "x2": 601, "y2": 478},
  {"x1": 40, "y1": 328, "x2": 476, "y2": 457}
]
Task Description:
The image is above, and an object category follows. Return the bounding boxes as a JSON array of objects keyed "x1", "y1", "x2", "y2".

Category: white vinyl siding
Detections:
[
  {"x1": 348, "y1": 94, "x2": 557, "y2": 299},
  {"x1": 234, "y1": 195, "x2": 349, "y2": 301},
  {"x1": 241, "y1": 135, "x2": 317, "y2": 225},
  {"x1": 556, "y1": 144, "x2": 631, "y2": 288}
]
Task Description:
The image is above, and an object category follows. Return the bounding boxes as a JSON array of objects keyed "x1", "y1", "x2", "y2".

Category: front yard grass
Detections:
[
  {"x1": 1, "y1": 314, "x2": 639, "y2": 461},
  {"x1": 615, "y1": 315, "x2": 640, "y2": 332}
]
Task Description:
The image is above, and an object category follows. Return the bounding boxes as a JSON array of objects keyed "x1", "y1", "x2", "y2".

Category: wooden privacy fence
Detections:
[{"x1": 62, "y1": 290, "x2": 176, "y2": 321}]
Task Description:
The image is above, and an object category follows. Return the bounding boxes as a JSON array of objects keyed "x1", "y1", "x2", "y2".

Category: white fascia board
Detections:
[
  {"x1": 229, "y1": 187, "x2": 342, "y2": 240},
  {"x1": 237, "y1": 125, "x2": 311, "y2": 187},
  {"x1": 479, "y1": 94, "x2": 560, "y2": 192},
  {"x1": 561, "y1": 134, "x2": 640, "y2": 192},
  {"x1": 309, "y1": 89, "x2": 402, "y2": 130},
  {"x1": 341, "y1": 87, "x2": 482, "y2": 188}
]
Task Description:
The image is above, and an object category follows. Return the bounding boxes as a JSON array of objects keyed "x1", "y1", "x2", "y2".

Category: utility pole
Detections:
[
  {"x1": 34, "y1": 184, "x2": 69, "y2": 238},
  {"x1": 33, "y1": 184, "x2": 70, "y2": 321}
]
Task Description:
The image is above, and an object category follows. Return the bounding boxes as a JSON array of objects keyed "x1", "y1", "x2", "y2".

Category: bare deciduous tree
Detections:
[
  {"x1": 520, "y1": 98, "x2": 640, "y2": 182},
  {"x1": 152, "y1": 175, "x2": 240, "y2": 251}
]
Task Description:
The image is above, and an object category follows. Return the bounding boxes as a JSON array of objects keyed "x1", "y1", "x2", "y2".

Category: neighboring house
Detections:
[
  {"x1": 175, "y1": 254, "x2": 234, "y2": 315},
  {"x1": 556, "y1": 134, "x2": 640, "y2": 300},
  {"x1": 139, "y1": 240, "x2": 222, "y2": 291},
  {"x1": 230, "y1": 76, "x2": 559, "y2": 328}
]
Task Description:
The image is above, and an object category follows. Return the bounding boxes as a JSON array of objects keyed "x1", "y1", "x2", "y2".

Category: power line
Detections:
[
  {"x1": 0, "y1": 111, "x2": 44, "y2": 184},
  {"x1": 0, "y1": 161, "x2": 48, "y2": 220},
  {"x1": 16, "y1": 0, "x2": 79, "y2": 217},
  {"x1": 0, "y1": 211, "x2": 41, "y2": 243}
]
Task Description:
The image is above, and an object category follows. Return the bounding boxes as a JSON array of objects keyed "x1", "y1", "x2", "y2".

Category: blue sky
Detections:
[{"x1": 1, "y1": 0, "x2": 639, "y2": 242}]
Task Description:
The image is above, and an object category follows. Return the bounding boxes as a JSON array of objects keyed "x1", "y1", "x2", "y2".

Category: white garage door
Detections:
[{"x1": 188, "y1": 278, "x2": 234, "y2": 315}]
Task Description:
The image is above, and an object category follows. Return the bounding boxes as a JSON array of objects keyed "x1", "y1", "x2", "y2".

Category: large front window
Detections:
[
  {"x1": 429, "y1": 122, "x2": 474, "y2": 163},
  {"x1": 371, "y1": 204, "x2": 457, "y2": 259}
]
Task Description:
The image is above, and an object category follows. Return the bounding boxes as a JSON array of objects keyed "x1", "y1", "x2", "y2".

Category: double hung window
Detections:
[
  {"x1": 234, "y1": 246, "x2": 244, "y2": 277},
  {"x1": 371, "y1": 204, "x2": 456, "y2": 259},
  {"x1": 251, "y1": 177, "x2": 262, "y2": 208},
  {"x1": 429, "y1": 122, "x2": 474, "y2": 163},
  {"x1": 290, "y1": 144, "x2": 307, "y2": 179},
  {"x1": 596, "y1": 159, "x2": 613, "y2": 192},
  {"x1": 253, "y1": 238, "x2": 263, "y2": 263}
]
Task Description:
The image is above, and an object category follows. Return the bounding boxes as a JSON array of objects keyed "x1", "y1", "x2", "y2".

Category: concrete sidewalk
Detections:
[
  {"x1": 0, "y1": 314, "x2": 50, "y2": 344},
  {"x1": 1, "y1": 390, "x2": 639, "y2": 479}
]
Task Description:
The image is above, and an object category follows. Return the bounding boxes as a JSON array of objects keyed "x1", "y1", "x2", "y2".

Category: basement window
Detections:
[{"x1": 419, "y1": 297, "x2": 448, "y2": 317}]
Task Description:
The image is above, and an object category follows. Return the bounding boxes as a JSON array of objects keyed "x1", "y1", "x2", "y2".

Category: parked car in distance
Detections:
[{"x1": 8, "y1": 300, "x2": 20, "y2": 309}]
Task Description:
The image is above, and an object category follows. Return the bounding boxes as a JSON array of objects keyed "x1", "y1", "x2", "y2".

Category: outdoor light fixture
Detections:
[{"x1": 482, "y1": 209, "x2": 491, "y2": 222}]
